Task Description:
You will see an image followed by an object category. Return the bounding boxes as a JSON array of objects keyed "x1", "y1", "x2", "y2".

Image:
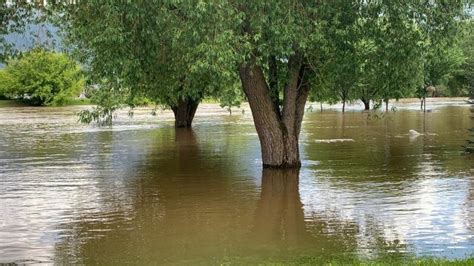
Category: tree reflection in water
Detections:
[
  {"x1": 2, "y1": 106, "x2": 472, "y2": 264},
  {"x1": 252, "y1": 168, "x2": 306, "y2": 247}
]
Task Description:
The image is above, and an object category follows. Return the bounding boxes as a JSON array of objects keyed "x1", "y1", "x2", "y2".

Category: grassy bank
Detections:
[
  {"x1": 221, "y1": 256, "x2": 474, "y2": 265},
  {"x1": 65, "y1": 98, "x2": 92, "y2": 106}
]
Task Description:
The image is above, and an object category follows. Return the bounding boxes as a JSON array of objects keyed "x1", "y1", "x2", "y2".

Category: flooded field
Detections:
[{"x1": 0, "y1": 100, "x2": 472, "y2": 264}]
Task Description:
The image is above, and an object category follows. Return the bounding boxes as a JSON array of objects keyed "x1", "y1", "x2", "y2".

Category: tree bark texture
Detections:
[
  {"x1": 238, "y1": 56, "x2": 309, "y2": 168},
  {"x1": 171, "y1": 97, "x2": 199, "y2": 128},
  {"x1": 362, "y1": 98, "x2": 370, "y2": 110}
]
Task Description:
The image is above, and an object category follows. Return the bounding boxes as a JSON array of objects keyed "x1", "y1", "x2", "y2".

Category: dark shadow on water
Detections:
[{"x1": 251, "y1": 168, "x2": 307, "y2": 247}]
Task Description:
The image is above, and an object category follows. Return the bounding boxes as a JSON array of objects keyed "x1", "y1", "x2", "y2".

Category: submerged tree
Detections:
[
  {"x1": 308, "y1": 1, "x2": 459, "y2": 112},
  {"x1": 53, "y1": 2, "x2": 241, "y2": 127},
  {"x1": 51, "y1": 1, "x2": 465, "y2": 168},
  {"x1": 466, "y1": 25, "x2": 474, "y2": 153},
  {"x1": 315, "y1": 1, "x2": 360, "y2": 113},
  {"x1": 208, "y1": 1, "x2": 464, "y2": 167}
]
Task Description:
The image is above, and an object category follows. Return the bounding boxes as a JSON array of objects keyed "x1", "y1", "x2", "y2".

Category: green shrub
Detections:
[{"x1": 0, "y1": 49, "x2": 84, "y2": 106}]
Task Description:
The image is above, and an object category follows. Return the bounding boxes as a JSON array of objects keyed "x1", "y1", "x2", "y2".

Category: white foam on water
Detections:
[{"x1": 314, "y1": 139, "x2": 355, "y2": 143}]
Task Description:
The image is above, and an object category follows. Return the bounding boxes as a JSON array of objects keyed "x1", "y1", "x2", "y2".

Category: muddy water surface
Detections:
[{"x1": 0, "y1": 102, "x2": 472, "y2": 264}]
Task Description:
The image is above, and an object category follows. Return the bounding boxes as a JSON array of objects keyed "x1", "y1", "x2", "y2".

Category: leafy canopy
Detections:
[
  {"x1": 0, "y1": 48, "x2": 84, "y2": 106},
  {"x1": 49, "y1": 1, "x2": 468, "y2": 112},
  {"x1": 55, "y1": 1, "x2": 242, "y2": 111}
]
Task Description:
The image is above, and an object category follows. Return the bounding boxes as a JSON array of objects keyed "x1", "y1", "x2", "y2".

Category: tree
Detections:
[
  {"x1": 0, "y1": 48, "x2": 84, "y2": 106},
  {"x1": 465, "y1": 21, "x2": 474, "y2": 154},
  {"x1": 360, "y1": 2, "x2": 425, "y2": 112},
  {"x1": 1, "y1": 1, "x2": 58, "y2": 62},
  {"x1": 52, "y1": 2, "x2": 240, "y2": 128},
  {"x1": 227, "y1": 1, "x2": 464, "y2": 166},
  {"x1": 446, "y1": 20, "x2": 474, "y2": 97},
  {"x1": 0, "y1": 0, "x2": 30, "y2": 62},
  {"x1": 316, "y1": 1, "x2": 360, "y2": 113},
  {"x1": 54, "y1": 1, "x2": 464, "y2": 168},
  {"x1": 309, "y1": 1, "x2": 452, "y2": 113}
]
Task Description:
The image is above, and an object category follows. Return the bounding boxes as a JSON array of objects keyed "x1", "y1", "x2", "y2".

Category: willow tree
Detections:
[
  {"x1": 319, "y1": 1, "x2": 464, "y2": 112},
  {"x1": 313, "y1": 1, "x2": 360, "y2": 113},
  {"x1": 218, "y1": 1, "x2": 465, "y2": 167},
  {"x1": 223, "y1": 2, "x2": 327, "y2": 167},
  {"x1": 53, "y1": 2, "x2": 240, "y2": 128},
  {"x1": 357, "y1": 1, "x2": 426, "y2": 111},
  {"x1": 54, "y1": 1, "x2": 465, "y2": 168}
]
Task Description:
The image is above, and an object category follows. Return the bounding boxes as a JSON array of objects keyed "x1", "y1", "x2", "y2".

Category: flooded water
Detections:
[{"x1": 0, "y1": 102, "x2": 472, "y2": 264}]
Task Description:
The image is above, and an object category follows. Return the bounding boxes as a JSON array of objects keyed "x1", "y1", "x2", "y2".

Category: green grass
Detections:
[
  {"x1": 220, "y1": 256, "x2": 474, "y2": 265},
  {"x1": 64, "y1": 98, "x2": 92, "y2": 106}
]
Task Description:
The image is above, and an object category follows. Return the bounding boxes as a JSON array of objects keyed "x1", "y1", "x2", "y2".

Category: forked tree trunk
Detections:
[
  {"x1": 171, "y1": 97, "x2": 199, "y2": 128},
  {"x1": 361, "y1": 98, "x2": 370, "y2": 110},
  {"x1": 238, "y1": 56, "x2": 309, "y2": 168}
]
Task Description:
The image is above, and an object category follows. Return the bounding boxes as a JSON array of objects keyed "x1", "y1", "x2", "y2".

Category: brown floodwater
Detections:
[{"x1": 0, "y1": 101, "x2": 472, "y2": 264}]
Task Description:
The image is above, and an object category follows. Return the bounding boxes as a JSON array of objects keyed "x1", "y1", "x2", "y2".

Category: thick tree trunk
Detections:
[
  {"x1": 171, "y1": 97, "x2": 199, "y2": 128},
  {"x1": 361, "y1": 98, "x2": 370, "y2": 110},
  {"x1": 342, "y1": 100, "x2": 346, "y2": 113},
  {"x1": 238, "y1": 56, "x2": 309, "y2": 168},
  {"x1": 384, "y1": 99, "x2": 389, "y2": 112}
]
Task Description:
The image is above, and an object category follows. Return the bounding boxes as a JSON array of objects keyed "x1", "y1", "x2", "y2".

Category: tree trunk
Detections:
[
  {"x1": 342, "y1": 99, "x2": 346, "y2": 113},
  {"x1": 238, "y1": 56, "x2": 309, "y2": 168},
  {"x1": 384, "y1": 99, "x2": 389, "y2": 112},
  {"x1": 171, "y1": 97, "x2": 199, "y2": 128},
  {"x1": 423, "y1": 96, "x2": 426, "y2": 113},
  {"x1": 320, "y1": 102, "x2": 323, "y2": 112},
  {"x1": 420, "y1": 98, "x2": 424, "y2": 110},
  {"x1": 362, "y1": 98, "x2": 370, "y2": 110}
]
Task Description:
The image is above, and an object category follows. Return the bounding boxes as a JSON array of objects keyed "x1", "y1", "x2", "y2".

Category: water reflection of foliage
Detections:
[
  {"x1": 303, "y1": 108, "x2": 472, "y2": 184},
  {"x1": 465, "y1": 103, "x2": 473, "y2": 154},
  {"x1": 54, "y1": 127, "x2": 260, "y2": 264},
  {"x1": 54, "y1": 160, "x2": 414, "y2": 263}
]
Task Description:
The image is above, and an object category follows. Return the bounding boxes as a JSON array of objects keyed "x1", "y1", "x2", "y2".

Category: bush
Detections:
[{"x1": 0, "y1": 49, "x2": 84, "y2": 106}]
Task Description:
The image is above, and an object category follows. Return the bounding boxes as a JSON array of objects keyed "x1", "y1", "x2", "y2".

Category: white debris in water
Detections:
[
  {"x1": 409, "y1": 129, "x2": 421, "y2": 136},
  {"x1": 314, "y1": 139, "x2": 355, "y2": 143}
]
